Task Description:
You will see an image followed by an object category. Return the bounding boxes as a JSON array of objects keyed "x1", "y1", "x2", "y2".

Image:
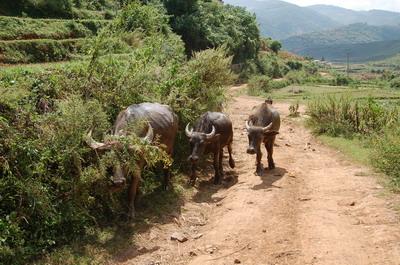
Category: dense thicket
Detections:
[
  {"x1": 164, "y1": 0, "x2": 260, "y2": 63},
  {"x1": 0, "y1": 2, "x2": 233, "y2": 264}
]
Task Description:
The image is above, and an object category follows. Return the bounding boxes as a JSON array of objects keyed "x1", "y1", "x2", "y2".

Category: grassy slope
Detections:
[{"x1": 0, "y1": 16, "x2": 109, "y2": 40}]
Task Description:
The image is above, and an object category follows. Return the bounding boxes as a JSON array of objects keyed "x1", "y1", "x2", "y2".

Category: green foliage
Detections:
[
  {"x1": 390, "y1": 77, "x2": 400, "y2": 89},
  {"x1": 0, "y1": 16, "x2": 108, "y2": 40},
  {"x1": 0, "y1": 2, "x2": 233, "y2": 263},
  {"x1": 0, "y1": 0, "x2": 74, "y2": 18},
  {"x1": 372, "y1": 126, "x2": 400, "y2": 190},
  {"x1": 0, "y1": 39, "x2": 85, "y2": 64},
  {"x1": 269, "y1": 40, "x2": 282, "y2": 54},
  {"x1": 247, "y1": 75, "x2": 272, "y2": 96},
  {"x1": 257, "y1": 54, "x2": 287, "y2": 78},
  {"x1": 331, "y1": 74, "x2": 352, "y2": 86},
  {"x1": 287, "y1": 60, "x2": 303, "y2": 70},
  {"x1": 0, "y1": 0, "x2": 120, "y2": 19},
  {"x1": 168, "y1": 1, "x2": 260, "y2": 64},
  {"x1": 307, "y1": 95, "x2": 400, "y2": 137}
]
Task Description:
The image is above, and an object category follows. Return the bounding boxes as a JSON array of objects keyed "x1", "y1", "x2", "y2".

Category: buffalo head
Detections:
[
  {"x1": 86, "y1": 124, "x2": 154, "y2": 188},
  {"x1": 185, "y1": 123, "x2": 219, "y2": 163},
  {"x1": 245, "y1": 120, "x2": 275, "y2": 155}
]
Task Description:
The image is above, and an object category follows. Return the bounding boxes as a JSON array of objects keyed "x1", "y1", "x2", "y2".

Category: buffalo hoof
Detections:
[
  {"x1": 229, "y1": 158, "x2": 236, "y2": 169},
  {"x1": 256, "y1": 165, "x2": 264, "y2": 176},
  {"x1": 213, "y1": 176, "x2": 222, "y2": 185},
  {"x1": 268, "y1": 162, "x2": 276, "y2": 170}
]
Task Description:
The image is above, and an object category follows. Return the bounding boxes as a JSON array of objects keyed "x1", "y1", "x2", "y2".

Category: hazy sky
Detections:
[{"x1": 284, "y1": 0, "x2": 400, "y2": 12}]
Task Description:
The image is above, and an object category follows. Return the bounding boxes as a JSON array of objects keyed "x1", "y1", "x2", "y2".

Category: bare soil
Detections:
[{"x1": 113, "y1": 87, "x2": 400, "y2": 265}]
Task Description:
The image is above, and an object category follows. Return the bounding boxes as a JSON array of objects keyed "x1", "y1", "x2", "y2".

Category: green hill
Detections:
[
  {"x1": 223, "y1": 0, "x2": 339, "y2": 39},
  {"x1": 283, "y1": 23, "x2": 400, "y2": 53},
  {"x1": 309, "y1": 5, "x2": 400, "y2": 26},
  {"x1": 292, "y1": 39, "x2": 400, "y2": 62}
]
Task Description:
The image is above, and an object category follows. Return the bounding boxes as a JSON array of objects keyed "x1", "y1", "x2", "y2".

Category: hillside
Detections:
[
  {"x1": 309, "y1": 5, "x2": 400, "y2": 26},
  {"x1": 283, "y1": 23, "x2": 400, "y2": 54},
  {"x1": 292, "y1": 39, "x2": 400, "y2": 62},
  {"x1": 223, "y1": 0, "x2": 339, "y2": 39}
]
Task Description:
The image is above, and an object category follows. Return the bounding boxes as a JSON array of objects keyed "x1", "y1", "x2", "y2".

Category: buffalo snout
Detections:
[
  {"x1": 189, "y1": 155, "x2": 199, "y2": 163},
  {"x1": 112, "y1": 177, "x2": 126, "y2": 186},
  {"x1": 247, "y1": 147, "x2": 256, "y2": 155}
]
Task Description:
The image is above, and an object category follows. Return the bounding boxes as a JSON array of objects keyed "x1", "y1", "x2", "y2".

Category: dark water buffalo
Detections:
[
  {"x1": 185, "y1": 112, "x2": 235, "y2": 185},
  {"x1": 87, "y1": 103, "x2": 178, "y2": 218},
  {"x1": 246, "y1": 100, "x2": 280, "y2": 175}
]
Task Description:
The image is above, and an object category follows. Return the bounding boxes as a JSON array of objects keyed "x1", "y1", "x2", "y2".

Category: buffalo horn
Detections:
[
  {"x1": 206, "y1": 125, "x2": 216, "y2": 140},
  {"x1": 245, "y1": 120, "x2": 251, "y2": 131},
  {"x1": 185, "y1": 123, "x2": 193, "y2": 137},
  {"x1": 143, "y1": 123, "x2": 154, "y2": 143},
  {"x1": 86, "y1": 130, "x2": 113, "y2": 150},
  {"x1": 262, "y1": 122, "x2": 273, "y2": 133}
]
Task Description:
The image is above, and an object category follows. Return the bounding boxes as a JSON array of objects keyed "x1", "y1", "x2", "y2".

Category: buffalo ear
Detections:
[{"x1": 206, "y1": 133, "x2": 221, "y2": 143}]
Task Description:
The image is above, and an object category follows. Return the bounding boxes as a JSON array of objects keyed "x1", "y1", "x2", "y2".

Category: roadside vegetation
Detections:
[{"x1": 0, "y1": 0, "x2": 267, "y2": 264}]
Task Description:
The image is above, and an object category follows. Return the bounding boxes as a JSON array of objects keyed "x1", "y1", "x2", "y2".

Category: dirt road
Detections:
[{"x1": 115, "y1": 88, "x2": 400, "y2": 265}]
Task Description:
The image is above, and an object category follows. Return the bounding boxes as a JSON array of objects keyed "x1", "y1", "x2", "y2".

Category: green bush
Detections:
[
  {"x1": 257, "y1": 54, "x2": 284, "y2": 78},
  {"x1": 390, "y1": 77, "x2": 400, "y2": 89},
  {"x1": 0, "y1": 2, "x2": 233, "y2": 263},
  {"x1": 331, "y1": 74, "x2": 352, "y2": 86},
  {"x1": 247, "y1": 75, "x2": 272, "y2": 96},
  {"x1": 372, "y1": 126, "x2": 400, "y2": 190},
  {"x1": 307, "y1": 95, "x2": 399, "y2": 137},
  {"x1": 269, "y1": 40, "x2": 282, "y2": 54},
  {"x1": 166, "y1": 0, "x2": 260, "y2": 64}
]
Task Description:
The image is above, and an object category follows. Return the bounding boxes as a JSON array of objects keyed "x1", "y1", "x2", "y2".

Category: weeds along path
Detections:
[{"x1": 115, "y1": 86, "x2": 400, "y2": 265}]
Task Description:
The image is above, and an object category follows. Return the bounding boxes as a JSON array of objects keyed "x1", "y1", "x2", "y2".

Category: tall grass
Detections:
[{"x1": 307, "y1": 95, "x2": 400, "y2": 190}]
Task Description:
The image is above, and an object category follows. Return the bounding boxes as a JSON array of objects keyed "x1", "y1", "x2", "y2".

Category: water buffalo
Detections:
[
  {"x1": 246, "y1": 100, "x2": 280, "y2": 175},
  {"x1": 86, "y1": 103, "x2": 178, "y2": 218},
  {"x1": 185, "y1": 112, "x2": 235, "y2": 185}
]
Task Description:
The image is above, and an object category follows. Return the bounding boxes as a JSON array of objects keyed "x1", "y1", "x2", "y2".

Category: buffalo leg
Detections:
[
  {"x1": 265, "y1": 137, "x2": 276, "y2": 170},
  {"x1": 189, "y1": 163, "x2": 197, "y2": 186},
  {"x1": 218, "y1": 148, "x2": 224, "y2": 180},
  {"x1": 163, "y1": 168, "x2": 171, "y2": 191},
  {"x1": 228, "y1": 143, "x2": 235, "y2": 169},
  {"x1": 256, "y1": 149, "x2": 263, "y2": 175},
  {"x1": 213, "y1": 149, "x2": 221, "y2": 185},
  {"x1": 127, "y1": 168, "x2": 141, "y2": 219}
]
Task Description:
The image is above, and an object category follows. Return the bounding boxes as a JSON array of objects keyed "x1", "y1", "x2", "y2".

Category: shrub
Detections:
[
  {"x1": 331, "y1": 74, "x2": 352, "y2": 86},
  {"x1": 258, "y1": 54, "x2": 283, "y2": 78},
  {"x1": 167, "y1": 1, "x2": 260, "y2": 64},
  {"x1": 0, "y1": 2, "x2": 234, "y2": 263},
  {"x1": 307, "y1": 95, "x2": 399, "y2": 137},
  {"x1": 287, "y1": 60, "x2": 303, "y2": 71},
  {"x1": 390, "y1": 77, "x2": 400, "y2": 89},
  {"x1": 372, "y1": 126, "x2": 400, "y2": 190},
  {"x1": 269, "y1": 40, "x2": 282, "y2": 54},
  {"x1": 247, "y1": 75, "x2": 271, "y2": 96}
]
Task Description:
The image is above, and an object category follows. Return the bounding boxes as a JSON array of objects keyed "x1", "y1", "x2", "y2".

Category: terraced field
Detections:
[{"x1": 0, "y1": 16, "x2": 109, "y2": 65}]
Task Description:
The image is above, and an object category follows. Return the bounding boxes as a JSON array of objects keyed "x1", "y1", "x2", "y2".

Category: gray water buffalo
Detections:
[
  {"x1": 185, "y1": 112, "x2": 235, "y2": 185},
  {"x1": 246, "y1": 100, "x2": 280, "y2": 175},
  {"x1": 86, "y1": 103, "x2": 178, "y2": 218}
]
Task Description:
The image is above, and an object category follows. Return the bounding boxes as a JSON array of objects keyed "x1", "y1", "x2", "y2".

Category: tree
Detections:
[
  {"x1": 165, "y1": 1, "x2": 260, "y2": 64},
  {"x1": 269, "y1": 40, "x2": 282, "y2": 54}
]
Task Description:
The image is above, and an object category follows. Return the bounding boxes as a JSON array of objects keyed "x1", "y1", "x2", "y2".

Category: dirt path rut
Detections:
[{"x1": 115, "y1": 90, "x2": 400, "y2": 265}]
